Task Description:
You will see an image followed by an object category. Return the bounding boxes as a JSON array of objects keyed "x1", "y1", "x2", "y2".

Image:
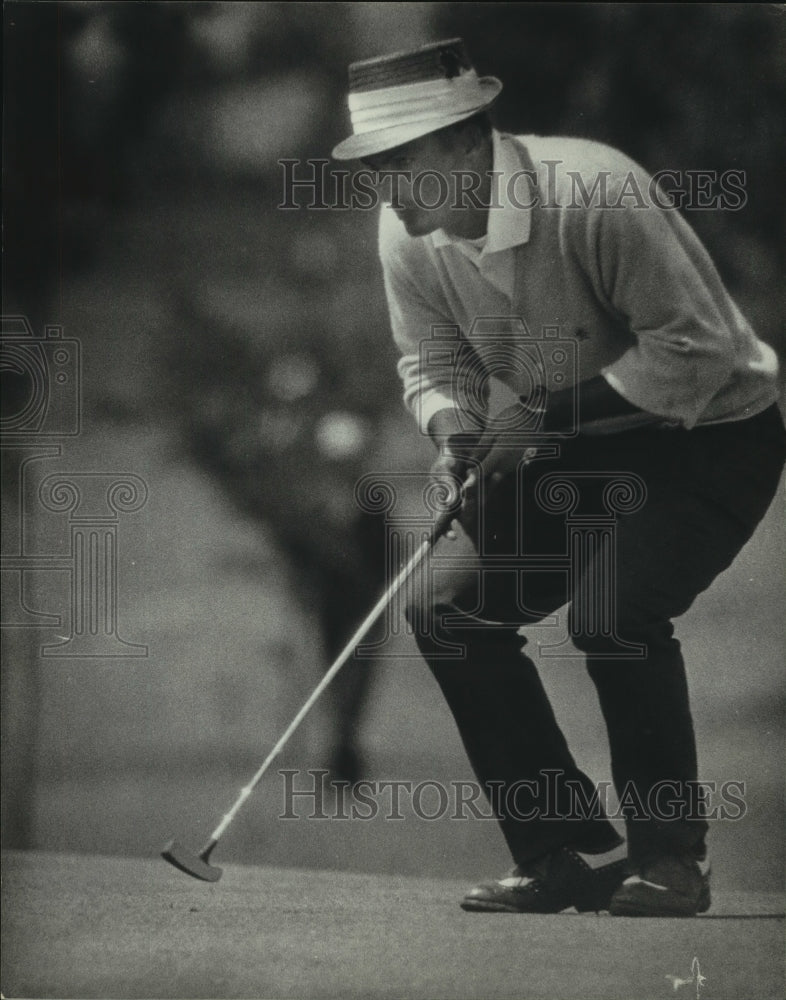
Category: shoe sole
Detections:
[
  {"x1": 460, "y1": 898, "x2": 585, "y2": 914},
  {"x1": 609, "y1": 886, "x2": 711, "y2": 918},
  {"x1": 460, "y1": 899, "x2": 538, "y2": 913},
  {"x1": 460, "y1": 900, "x2": 611, "y2": 914},
  {"x1": 460, "y1": 895, "x2": 612, "y2": 915}
]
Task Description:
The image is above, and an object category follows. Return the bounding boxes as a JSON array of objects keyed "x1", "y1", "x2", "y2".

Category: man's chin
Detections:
[{"x1": 394, "y1": 210, "x2": 439, "y2": 237}]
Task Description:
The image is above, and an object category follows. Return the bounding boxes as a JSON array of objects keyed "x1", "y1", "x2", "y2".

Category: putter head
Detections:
[{"x1": 161, "y1": 839, "x2": 223, "y2": 882}]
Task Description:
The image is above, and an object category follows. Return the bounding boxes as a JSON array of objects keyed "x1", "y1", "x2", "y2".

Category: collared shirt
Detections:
[{"x1": 379, "y1": 130, "x2": 780, "y2": 434}]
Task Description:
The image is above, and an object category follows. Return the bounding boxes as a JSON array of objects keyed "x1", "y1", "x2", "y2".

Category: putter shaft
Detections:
[
  {"x1": 208, "y1": 528, "x2": 440, "y2": 843},
  {"x1": 163, "y1": 509, "x2": 455, "y2": 878}
]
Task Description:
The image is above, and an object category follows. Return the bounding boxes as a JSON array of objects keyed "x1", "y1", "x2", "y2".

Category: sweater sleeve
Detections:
[
  {"x1": 577, "y1": 177, "x2": 745, "y2": 428},
  {"x1": 379, "y1": 208, "x2": 485, "y2": 434}
]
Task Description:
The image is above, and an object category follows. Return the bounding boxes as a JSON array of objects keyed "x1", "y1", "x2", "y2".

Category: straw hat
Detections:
[{"x1": 332, "y1": 38, "x2": 502, "y2": 161}]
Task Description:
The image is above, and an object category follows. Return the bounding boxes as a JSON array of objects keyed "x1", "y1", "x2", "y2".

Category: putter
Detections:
[{"x1": 162, "y1": 501, "x2": 458, "y2": 881}]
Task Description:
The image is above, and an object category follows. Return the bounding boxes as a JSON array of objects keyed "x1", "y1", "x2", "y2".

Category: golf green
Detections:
[{"x1": 2, "y1": 850, "x2": 783, "y2": 999}]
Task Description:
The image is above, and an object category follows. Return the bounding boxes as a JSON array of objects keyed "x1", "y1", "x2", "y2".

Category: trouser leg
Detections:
[
  {"x1": 582, "y1": 635, "x2": 706, "y2": 863},
  {"x1": 570, "y1": 407, "x2": 786, "y2": 865},
  {"x1": 408, "y1": 457, "x2": 622, "y2": 864},
  {"x1": 413, "y1": 605, "x2": 623, "y2": 863},
  {"x1": 410, "y1": 405, "x2": 785, "y2": 868}
]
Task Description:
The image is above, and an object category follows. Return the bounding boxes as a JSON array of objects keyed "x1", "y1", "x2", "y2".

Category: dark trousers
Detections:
[{"x1": 408, "y1": 405, "x2": 786, "y2": 866}]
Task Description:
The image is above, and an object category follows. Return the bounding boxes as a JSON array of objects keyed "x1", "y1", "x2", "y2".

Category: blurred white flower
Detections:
[{"x1": 315, "y1": 412, "x2": 370, "y2": 460}]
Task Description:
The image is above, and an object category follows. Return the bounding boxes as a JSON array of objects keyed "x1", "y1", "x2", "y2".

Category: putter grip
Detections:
[
  {"x1": 429, "y1": 444, "x2": 538, "y2": 544},
  {"x1": 431, "y1": 503, "x2": 458, "y2": 542}
]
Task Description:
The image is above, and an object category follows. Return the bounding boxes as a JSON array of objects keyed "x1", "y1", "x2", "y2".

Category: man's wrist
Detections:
[
  {"x1": 427, "y1": 408, "x2": 484, "y2": 452},
  {"x1": 516, "y1": 390, "x2": 554, "y2": 432}
]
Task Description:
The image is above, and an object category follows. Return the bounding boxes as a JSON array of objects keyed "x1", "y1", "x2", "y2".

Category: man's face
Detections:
[{"x1": 364, "y1": 129, "x2": 474, "y2": 238}]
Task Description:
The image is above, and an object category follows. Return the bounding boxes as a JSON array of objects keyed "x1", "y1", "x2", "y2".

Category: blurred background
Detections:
[{"x1": 2, "y1": 2, "x2": 784, "y2": 888}]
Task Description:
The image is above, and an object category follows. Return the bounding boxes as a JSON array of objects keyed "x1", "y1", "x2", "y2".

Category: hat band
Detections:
[
  {"x1": 348, "y1": 69, "x2": 480, "y2": 112},
  {"x1": 349, "y1": 100, "x2": 490, "y2": 137},
  {"x1": 348, "y1": 71, "x2": 489, "y2": 137}
]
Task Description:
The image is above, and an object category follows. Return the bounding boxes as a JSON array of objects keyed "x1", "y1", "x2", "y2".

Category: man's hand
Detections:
[
  {"x1": 429, "y1": 439, "x2": 484, "y2": 540},
  {"x1": 427, "y1": 407, "x2": 538, "y2": 538},
  {"x1": 426, "y1": 379, "x2": 648, "y2": 538},
  {"x1": 458, "y1": 429, "x2": 539, "y2": 529}
]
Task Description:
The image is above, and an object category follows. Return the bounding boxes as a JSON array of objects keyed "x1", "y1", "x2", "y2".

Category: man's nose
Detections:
[{"x1": 370, "y1": 169, "x2": 414, "y2": 202}]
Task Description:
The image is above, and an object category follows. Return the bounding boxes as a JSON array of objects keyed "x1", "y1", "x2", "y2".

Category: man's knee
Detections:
[
  {"x1": 405, "y1": 599, "x2": 528, "y2": 661},
  {"x1": 404, "y1": 599, "x2": 470, "y2": 643},
  {"x1": 568, "y1": 600, "x2": 674, "y2": 657}
]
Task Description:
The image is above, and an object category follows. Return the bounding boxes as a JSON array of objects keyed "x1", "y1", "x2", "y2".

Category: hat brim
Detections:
[{"x1": 331, "y1": 77, "x2": 502, "y2": 161}]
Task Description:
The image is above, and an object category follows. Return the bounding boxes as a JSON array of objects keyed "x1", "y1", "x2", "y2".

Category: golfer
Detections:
[{"x1": 332, "y1": 38, "x2": 785, "y2": 916}]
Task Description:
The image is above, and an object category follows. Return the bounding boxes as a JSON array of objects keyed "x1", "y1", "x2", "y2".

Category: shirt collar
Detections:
[{"x1": 432, "y1": 129, "x2": 533, "y2": 253}]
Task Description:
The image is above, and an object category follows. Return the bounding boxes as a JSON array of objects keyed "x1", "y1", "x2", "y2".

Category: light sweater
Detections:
[{"x1": 379, "y1": 130, "x2": 779, "y2": 434}]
